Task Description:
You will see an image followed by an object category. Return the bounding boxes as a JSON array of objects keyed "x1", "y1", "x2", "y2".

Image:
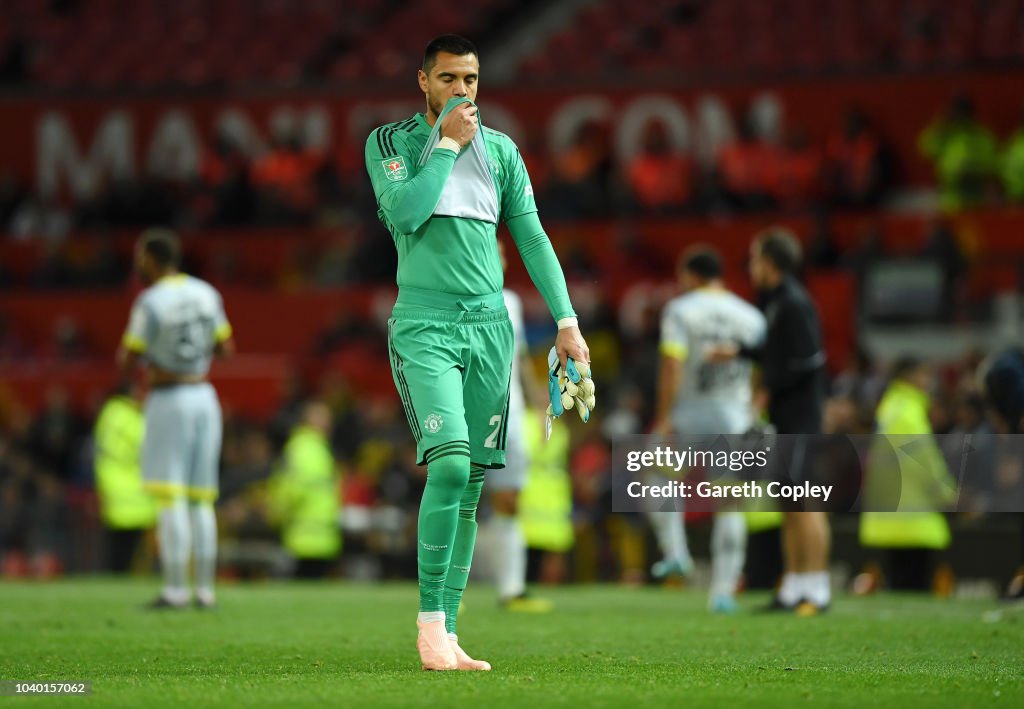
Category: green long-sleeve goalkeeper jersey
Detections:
[{"x1": 365, "y1": 113, "x2": 575, "y2": 321}]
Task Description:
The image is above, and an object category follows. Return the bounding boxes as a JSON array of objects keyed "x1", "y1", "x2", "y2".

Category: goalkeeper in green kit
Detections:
[{"x1": 365, "y1": 34, "x2": 594, "y2": 672}]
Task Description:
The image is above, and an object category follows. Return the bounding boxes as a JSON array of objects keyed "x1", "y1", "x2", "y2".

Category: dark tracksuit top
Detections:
[{"x1": 740, "y1": 276, "x2": 826, "y2": 434}]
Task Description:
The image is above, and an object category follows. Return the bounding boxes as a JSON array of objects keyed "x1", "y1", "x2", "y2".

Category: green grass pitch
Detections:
[{"x1": 1, "y1": 580, "x2": 1021, "y2": 707}]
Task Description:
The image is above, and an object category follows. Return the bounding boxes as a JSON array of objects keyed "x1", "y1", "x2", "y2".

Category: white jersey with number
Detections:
[
  {"x1": 660, "y1": 287, "x2": 766, "y2": 434},
  {"x1": 123, "y1": 274, "x2": 232, "y2": 376}
]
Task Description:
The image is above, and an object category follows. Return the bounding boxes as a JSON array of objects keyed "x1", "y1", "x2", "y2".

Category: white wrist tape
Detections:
[
  {"x1": 556, "y1": 317, "x2": 579, "y2": 330},
  {"x1": 437, "y1": 137, "x2": 461, "y2": 154}
]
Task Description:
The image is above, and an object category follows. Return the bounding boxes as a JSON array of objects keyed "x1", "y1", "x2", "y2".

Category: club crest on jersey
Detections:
[
  {"x1": 423, "y1": 413, "x2": 444, "y2": 434},
  {"x1": 382, "y1": 156, "x2": 408, "y2": 181}
]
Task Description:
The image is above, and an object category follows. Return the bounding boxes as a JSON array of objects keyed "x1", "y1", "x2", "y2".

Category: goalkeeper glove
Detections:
[{"x1": 546, "y1": 346, "x2": 596, "y2": 439}]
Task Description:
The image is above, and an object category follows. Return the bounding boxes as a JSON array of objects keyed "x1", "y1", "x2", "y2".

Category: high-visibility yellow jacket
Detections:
[
  {"x1": 519, "y1": 413, "x2": 574, "y2": 553},
  {"x1": 269, "y1": 425, "x2": 341, "y2": 559},
  {"x1": 919, "y1": 118, "x2": 998, "y2": 211},
  {"x1": 93, "y1": 395, "x2": 157, "y2": 530},
  {"x1": 861, "y1": 381, "x2": 956, "y2": 549}
]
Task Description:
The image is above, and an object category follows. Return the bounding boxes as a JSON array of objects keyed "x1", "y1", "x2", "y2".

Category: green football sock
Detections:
[
  {"x1": 418, "y1": 449, "x2": 471, "y2": 613},
  {"x1": 444, "y1": 464, "x2": 485, "y2": 634}
]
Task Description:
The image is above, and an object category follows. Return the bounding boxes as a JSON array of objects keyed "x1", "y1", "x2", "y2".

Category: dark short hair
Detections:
[
  {"x1": 423, "y1": 34, "x2": 478, "y2": 75},
  {"x1": 891, "y1": 355, "x2": 925, "y2": 381},
  {"x1": 680, "y1": 245, "x2": 722, "y2": 280},
  {"x1": 139, "y1": 228, "x2": 181, "y2": 268},
  {"x1": 754, "y1": 227, "x2": 802, "y2": 274}
]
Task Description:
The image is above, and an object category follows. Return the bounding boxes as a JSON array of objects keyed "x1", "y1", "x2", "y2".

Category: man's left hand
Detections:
[
  {"x1": 555, "y1": 325, "x2": 589, "y2": 370},
  {"x1": 547, "y1": 329, "x2": 596, "y2": 433}
]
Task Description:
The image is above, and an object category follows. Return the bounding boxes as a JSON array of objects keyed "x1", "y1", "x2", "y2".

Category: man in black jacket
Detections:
[
  {"x1": 980, "y1": 347, "x2": 1024, "y2": 600},
  {"x1": 712, "y1": 227, "x2": 831, "y2": 613}
]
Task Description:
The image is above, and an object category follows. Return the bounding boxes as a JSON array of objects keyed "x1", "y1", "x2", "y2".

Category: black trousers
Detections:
[
  {"x1": 294, "y1": 558, "x2": 334, "y2": 579},
  {"x1": 744, "y1": 527, "x2": 784, "y2": 590},
  {"x1": 884, "y1": 548, "x2": 934, "y2": 591},
  {"x1": 106, "y1": 528, "x2": 145, "y2": 573}
]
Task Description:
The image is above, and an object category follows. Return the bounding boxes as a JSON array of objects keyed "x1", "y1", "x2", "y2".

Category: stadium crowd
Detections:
[{"x1": 4, "y1": 94, "x2": 1024, "y2": 250}]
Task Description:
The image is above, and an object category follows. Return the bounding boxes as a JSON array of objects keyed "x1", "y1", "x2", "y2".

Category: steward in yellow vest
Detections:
[
  {"x1": 519, "y1": 411, "x2": 574, "y2": 555},
  {"x1": 268, "y1": 402, "x2": 341, "y2": 579},
  {"x1": 93, "y1": 387, "x2": 157, "y2": 572},
  {"x1": 861, "y1": 358, "x2": 956, "y2": 590}
]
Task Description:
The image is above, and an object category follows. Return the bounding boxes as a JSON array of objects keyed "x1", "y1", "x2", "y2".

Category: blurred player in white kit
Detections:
[
  {"x1": 651, "y1": 245, "x2": 766, "y2": 612},
  {"x1": 118, "y1": 228, "x2": 234, "y2": 609}
]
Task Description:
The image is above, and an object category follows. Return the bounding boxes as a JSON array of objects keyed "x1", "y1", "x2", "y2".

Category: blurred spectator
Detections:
[
  {"x1": 999, "y1": 103, "x2": 1024, "y2": 203},
  {"x1": 216, "y1": 415, "x2": 280, "y2": 580},
  {"x1": 311, "y1": 153, "x2": 347, "y2": 215},
  {"x1": 344, "y1": 440, "x2": 389, "y2": 508},
  {"x1": 252, "y1": 129, "x2": 319, "y2": 225},
  {"x1": 197, "y1": 133, "x2": 256, "y2": 226},
  {"x1": 0, "y1": 443, "x2": 33, "y2": 576},
  {"x1": 220, "y1": 418, "x2": 275, "y2": 501},
  {"x1": 268, "y1": 401, "x2": 341, "y2": 579},
  {"x1": 981, "y1": 347, "x2": 1024, "y2": 434},
  {"x1": 951, "y1": 392, "x2": 991, "y2": 436},
  {"x1": 374, "y1": 440, "x2": 424, "y2": 578},
  {"x1": 377, "y1": 440, "x2": 425, "y2": 514},
  {"x1": 28, "y1": 387, "x2": 85, "y2": 481},
  {"x1": 844, "y1": 220, "x2": 886, "y2": 308},
  {"x1": 624, "y1": 121, "x2": 692, "y2": 213},
  {"x1": 978, "y1": 348, "x2": 1024, "y2": 600},
  {"x1": 269, "y1": 370, "x2": 311, "y2": 451},
  {"x1": 823, "y1": 395, "x2": 873, "y2": 435},
  {"x1": 567, "y1": 428, "x2": 617, "y2": 581},
  {"x1": 714, "y1": 116, "x2": 776, "y2": 212},
  {"x1": 918, "y1": 94, "x2": 998, "y2": 211},
  {"x1": 0, "y1": 442, "x2": 66, "y2": 578},
  {"x1": 544, "y1": 120, "x2": 613, "y2": 218},
  {"x1": 92, "y1": 384, "x2": 156, "y2": 573},
  {"x1": 942, "y1": 390, "x2": 997, "y2": 513},
  {"x1": 826, "y1": 108, "x2": 887, "y2": 207},
  {"x1": 616, "y1": 289, "x2": 662, "y2": 415},
  {"x1": 312, "y1": 372, "x2": 362, "y2": 460},
  {"x1": 860, "y1": 357, "x2": 957, "y2": 591},
  {"x1": 920, "y1": 218, "x2": 967, "y2": 320},
  {"x1": 767, "y1": 127, "x2": 822, "y2": 210},
  {"x1": 831, "y1": 345, "x2": 886, "y2": 413},
  {"x1": 806, "y1": 209, "x2": 840, "y2": 270}
]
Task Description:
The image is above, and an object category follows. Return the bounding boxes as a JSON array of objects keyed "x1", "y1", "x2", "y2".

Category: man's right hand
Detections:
[
  {"x1": 705, "y1": 342, "x2": 739, "y2": 364},
  {"x1": 440, "y1": 103, "x2": 478, "y2": 148}
]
